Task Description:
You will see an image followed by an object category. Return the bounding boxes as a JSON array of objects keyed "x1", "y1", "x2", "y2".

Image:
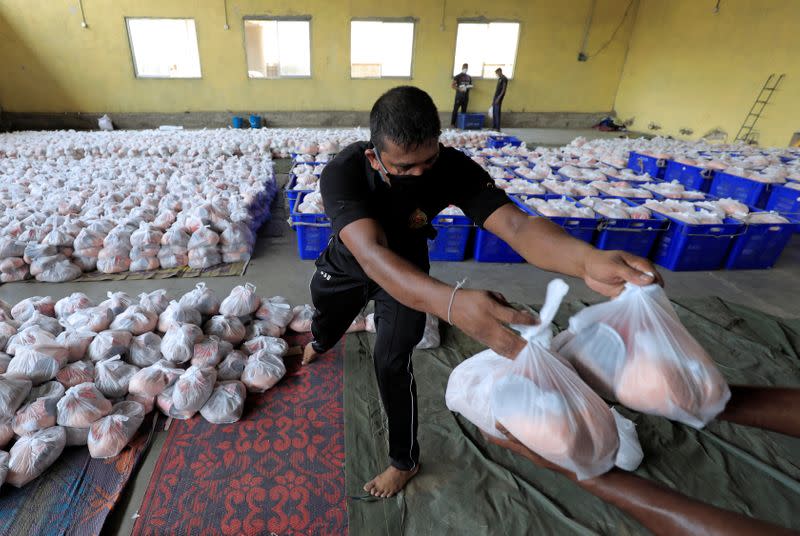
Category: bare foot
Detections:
[
  {"x1": 363, "y1": 465, "x2": 420, "y2": 498},
  {"x1": 302, "y1": 342, "x2": 319, "y2": 366}
]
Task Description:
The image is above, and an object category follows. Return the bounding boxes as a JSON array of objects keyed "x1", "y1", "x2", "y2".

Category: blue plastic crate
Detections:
[
  {"x1": 428, "y1": 214, "x2": 473, "y2": 261},
  {"x1": 511, "y1": 194, "x2": 598, "y2": 243},
  {"x1": 486, "y1": 135, "x2": 522, "y2": 148},
  {"x1": 231, "y1": 116, "x2": 245, "y2": 129},
  {"x1": 249, "y1": 114, "x2": 262, "y2": 128},
  {"x1": 724, "y1": 215, "x2": 795, "y2": 270},
  {"x1": 663, "y1": 160, "x2": 715, "y2": 192},
  {"x1": 285, "y1": 176, "x2": 313, "y2": 220},
  {"x1": 592, "y1": 200, "x2": 668, "y2": 257},
  {"x1": 627, "y1": 151, "x2": 667, "y2": 178},
  {"x1": 651, "y1": 215, "x2": 743, "y2": 271},
  {"x1": 709, "y1": 172, "x2": 769, "y2": 206},
  {"x1": 473, "y1": 228, "x2": 524, "y2": 263},
  {"x1": 457, "y1": 113, "x2": 485, "y2": 130},
  {"x1": 765, "y1": 184, "x2": 800, "y2": 214},
  {"x1": 290, "y1": 192, "x2": 332, "y2": 260}
]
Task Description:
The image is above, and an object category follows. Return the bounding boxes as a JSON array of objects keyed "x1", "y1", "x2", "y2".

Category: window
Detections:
[
  {"x1": 452, "y1": 22, "x2": 520, "y2": 78},
  {"x1": 243, "y1": 18, "x2": 311, "y2": 78},
  {"x1": 126, "y1": 18, "x2": 202, "y2": 78},
  {"x1": 351, "y1": 20, "x2": 414, "y2": 78}
]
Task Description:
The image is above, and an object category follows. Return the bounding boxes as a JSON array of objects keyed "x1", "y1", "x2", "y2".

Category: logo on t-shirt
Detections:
[{"x1": 409, "y1": 208, "x2": 428, "y2": 229}]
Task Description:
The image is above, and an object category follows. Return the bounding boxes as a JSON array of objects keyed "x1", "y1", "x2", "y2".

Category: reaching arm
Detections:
[
  {"x1": 340, "y1": 218, "x2": 535, "y2": 357},
  {"x1": 484, "y1": 203, "x2": 663, "y2": 297}
]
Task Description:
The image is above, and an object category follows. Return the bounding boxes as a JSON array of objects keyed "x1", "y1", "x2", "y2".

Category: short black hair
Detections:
[
  {"x1": 462, "y1": 63, "x2": 468, "y2": 69},
  {"x1": 370, "y1": 86, "x2": 441, "y2": 151},
  {"x1": 495, "y1": 67, "x2": 503, "y2": 73}
]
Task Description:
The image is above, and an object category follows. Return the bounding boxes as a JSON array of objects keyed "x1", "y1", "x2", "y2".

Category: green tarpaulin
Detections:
[{"x1": 345, "y1": 298, "x2": 800, "y2": 535}]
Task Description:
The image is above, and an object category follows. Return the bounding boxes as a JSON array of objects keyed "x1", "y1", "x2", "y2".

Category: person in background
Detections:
[
  {"x1": 450, "y1": 63, "x2": 473, "y2": 128},
  {"x1": 492, "y1": 67, "x2": 508, "y2": 131}
]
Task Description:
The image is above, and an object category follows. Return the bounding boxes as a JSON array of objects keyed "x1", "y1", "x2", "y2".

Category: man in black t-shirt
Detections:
[
  {"x1": 450, "y1": 63, "x2": 473, "y2": 127},
  {"x1": 302, "y1": 86, "x2": 662, "y2": 498},
  {"x1": 492, "y1": 67, "x2": 508, "y2": 131}
]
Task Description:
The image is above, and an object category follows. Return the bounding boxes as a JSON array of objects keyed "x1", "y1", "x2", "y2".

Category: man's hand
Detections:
[
  {"x1": 583, "y1": 249, "x2": 663, "y2": 298},
  {"x1": 449, "y1": 289, "x2": 537, "y2": 359}
]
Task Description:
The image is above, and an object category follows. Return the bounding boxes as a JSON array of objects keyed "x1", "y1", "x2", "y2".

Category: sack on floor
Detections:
[
  {"x1": 12, "y1": 395, "x2": 59, "y2": 436},
  {"x1": 200, "y1": 380, "x2": 246, "y2": 424},
  {"x1": 255, "y1": 297, "x2": 294, "y2": 330},
  {"x1": 217, "y1": 350, "x2": 248, "y2": 381},
  {"x1": 0, "y1": 376, "x2": 33, "y2": 417},
  {"x1": 219, "y1": 283, "x2": 260, "y2": 317},
  {"x1": 191, "y1": 335, "x2": 232, "y2": 368},
  {"x1": 63, "y1": 306, "x2": 114, "y2": 333},
  {"x1": 129, "y1": 332, "x2": 163, "y2": 367},
  {"x1": 55, "y1": 292, "x2": 94, "y2": 319},
  {"x1": 88, "y1": 401, "x2": 145, "y2": 459},
  {"x1": 447, "y1": 279, "x2": 628, "y2": 480},
  {"x1": 128, "y1": 360, "x2": 183, "y2": 398},
  {"x1": 6, "y1": 326, "x2": 55, "y2": 356},
  {"x1": 12, "y1": 296, "x2": 56, "y2": 322},
  {"x1": 203, "y1": 315, "x2": 246, "y2": 344},
  {"x1": 554, "y1": 283, "x2": 731, "y2": 428},
  {"x1": 94, "y1": 355, "x2": 139, "y2": 398},
  {"x1": 241, "y1": 336, "x2": 288, "y2": 357},
  {"x1": 55, "y1": 326, "x2": 96, "y2": 362},
  {"x1": 138, "y1": 289, "x2": 171, "y2": 316},
  {"x1": 6, "y1": 426, "x2": 66, "y2": 487},
  {"x1": 241, "y1": 351, "x2": 286, "y2": 393},
  {"x1": 289, "y1": 305, "x2": 315, "y2": 333},
  {"x1": 87, "y1": 330, "x2": 132, "y2": 362},
  {"x1": 19, "y1": 312, "x2": 63, "y2": 337},
  {"x1": 7, "y1": 344, "x2": 69, "y2": 384},
  {"x1": 100, "y1": 292, "x2": 134, "y2": 316},
  {"x1": 158, "y1": 300, "x2": 202, "y2": 332},
  {"x1": 179, "y1": 282, "x2": 221, "y2": 316},
  {"x1": 170, "y1": 366, "x2": 217, "y2": 419},
  {"x1": 110, "y1": 305, "x2": 158, "y2": 335},
  {"x1": 161, "y1": 323, "x2": 203, "y2": 364},
  {"x1": 56, "y1": 360, "x2": 95, "y2": 388},
  {"x1": 56, "y1": 382, "x2": 113, "y2": 428}
]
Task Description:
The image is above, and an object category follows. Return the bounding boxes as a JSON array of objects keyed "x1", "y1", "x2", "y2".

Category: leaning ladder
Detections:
[{"x1": 734, "y1": 73, "x2": 785, "y2": 143}]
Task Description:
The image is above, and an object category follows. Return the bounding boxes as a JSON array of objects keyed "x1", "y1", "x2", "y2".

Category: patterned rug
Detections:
[
  {"x1": 132, "y1": 334, "x2": 347, "y2": 536},
  {"x1": 0, "y1": 414, "x2": 157, "y2": 536}
]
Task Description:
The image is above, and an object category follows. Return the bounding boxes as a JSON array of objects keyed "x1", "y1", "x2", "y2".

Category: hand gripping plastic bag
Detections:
[
  {"x1": 56, "y1": 382, "x2": 112, "y2": 428},
  {"x1": 161, "y1": 323, "x2": 203, "y2": 364},
  {"x1": 203, "y1": 315, "x2": 246, "y2": 345},
  {"x1": 219, "y1": 283, "x2": 260, "y2": 317},
  {"x1": 110, "y1": 305, "x2": 157, "y2": 335},
  {"x1": 94, "y1": 355, "x2": 139, "y2": 398},
  {"x1": 179, "y1": 282, "x2": 221, "y2": 316},
  {"x1": 241, "y1": 350, "x2": 286, "y2": 393},
  {"x1": 6, "y1": 426, "x2": 66, "y2": 487},
  {"x1": 170, "y1": 366, "x2": 217, "y2": 419},
  {"x1": 554, "y1": 283, "x2": 731, "y2": 428},
  {"x1": 88, "y1": 401, "x2": 145, "y2": 459},
  {"x1": 217, "y1": 350, "x2": 248, "y2": 381},
  {"x1": 87, "y1": 330, "x2": 132, "y2": 362},
  {"x1": 129, "y1": 332, "x2": 162, "y2": 367},
  {"x1": 447, "y1": 280, "x2": 626, "y2": 480},
  {"x1": 55, "y1": 292, "x2": 94, "y2": 319},
  {"x1": 200, "y1": 381, "x2": 246, "y2": 424}
]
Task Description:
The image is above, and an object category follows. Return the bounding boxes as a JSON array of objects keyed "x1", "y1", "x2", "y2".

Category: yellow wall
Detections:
[
  {"x1": 614, "y1": 0, "x2": 800, "y2": 147},
  {"x1": 0, "y1": 0, "x2": 635, "y2": 114}
]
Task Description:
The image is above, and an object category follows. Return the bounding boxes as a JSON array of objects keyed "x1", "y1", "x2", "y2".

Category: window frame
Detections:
[
  {"x1": 125, "y1": 17, "x2": 203, "y2": 79},
  {"x1": 452, "y1": 18, "x2": 521, "y2": 80},
  {"x1": 242, "y1": 15, "x2": 313, "y2": 80},
  {"x1": 349, "y1": 17, "x2": 417, "y2": 80}
]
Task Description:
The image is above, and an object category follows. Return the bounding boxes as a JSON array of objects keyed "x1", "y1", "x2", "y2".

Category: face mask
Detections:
[
  {"x1": 462, "y1": 69, "x2": 468, "y2": 74},
  {"x1": 373, "y1": 147, "x2": 434, "y2": 190}
]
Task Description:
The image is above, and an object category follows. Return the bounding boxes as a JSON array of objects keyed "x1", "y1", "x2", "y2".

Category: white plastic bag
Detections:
[
  {"x1": 289, "y1": 305, "x2": 315, "y2": 333},
  {"x1": 241, "y1": 350, "x2": 286, "y2": 393},
  {"x1": 191, "y1": 335, "x2": 231, "y2": 368},
  {"x1": 63, "y1": 306, "x2": 114, "y2": 333},
  {"x1": 87, "y1": 330, "x2": 132, "y2": 362},
  {"x1": 0, "y1": 376, "x2": 33, "y2": 417},
  {"x1": 99, "y1": 292, "x2": 134, "y2": 316},
  {"x1": 158, "y1": 300, "x2": 202, "y2": 332},
  {"x1": 56, "y1": 360, "x2": 95, "y2": 388},
  {"x1": 128, "y1": 360, "x2": 182, "y2": 398},
  {"x1": 7, "y1": 344, "x2": 69, "y2": 384},
  {"x1": 138, "y1": 289, "x2": 171, "y2": 316},
  {"x1": 170, "y1": 366, "x2": 217, "y2": 419},
  {"x1": 554, "y1": 283, "x2": 731, "y2": 428},
  {"x1": 203, "y1": 315, "x2": 246, "y2": 344},
  {"x1": 447, "y1": 280, "x2": 623, "y2": 480},
  {"x1": 94, "y1": 355, "x2": 139, "y2": 398},
  {"x1": 0, "y1": 450, "x2": 8, "y2": 487},
  {"x1": 55, "y1": 326, "x2": 96, "y2": 362},
  {"x1": 56, "y1": 382, "x2": 112, "y2": 428},
  {"x1": 6, "y1": 426, "x2": 66, "y2": 487},
  {"x1": 110, "y1": 305, "x2": 157, "y2": 335},
  {"x1": 219, "y1": 283, "x2": 260, "y2": 317},
  {"x1": 217, "y1": 350, "x2": 248, "y2": 381},
  {"x1": 241, "y1": 336, "x2": 288, "y2": 357},
  {"x1": 416, "y1": 314, "x2": 440, "y2": 349},
  {"x1": 179, "y1": 282, "x2": 221, "y2": 316},
  {"x1": 200, "y1": 381, "x2": 246, "y2": 424},
  {"x1": 98, "y1": 114, "x2": 114, "y2": 131},
  {"x1": 88, "y1": 401, "x2": 145, "y2": 459},
  {"x1": 129, "y1": 332, "x2": 162, "y2": 367},
  {"x1": 13, "y1": 395, "x2": 59, "y2": 436},
  {"x1": 55, "y1": 293, "x2": 94, "y2": 319},
  {"x1": 161, "y1": 323, "x2": 203, "y2": 364},
  {"x1": 12, "y1": 296, "x2": 56, "y2": 322}
]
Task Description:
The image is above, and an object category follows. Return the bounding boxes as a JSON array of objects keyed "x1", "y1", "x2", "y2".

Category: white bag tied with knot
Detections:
[{"x1": 446, "y1": 279, "x2": 643, "y2": 480}]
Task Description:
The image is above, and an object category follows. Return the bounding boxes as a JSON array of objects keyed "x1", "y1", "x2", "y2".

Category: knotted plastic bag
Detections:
[
  {"x1": 56, "y1": 382, "x2": 112, "y2": 428},
  {"x1": 88, "y1": 401, "x2": 145, "y2": 459},
  {"x1": 170, "y1": 366, "x2": 217, "y2": 419},
  {"x1": 200, "y1": 381, "x2": 246, "y2": 424},
  {"x1": 447, "y1": 279, "x2": 632, "y2": 480},
  {"x1": 219, "y1": 283, "x2": 260, "y2": 317},
  {"x1": 241, "y1": 350, "x2": 285, "y2": 393},
  {"x1": 94, "y1": 355, "x2": 139, "y2": 398},
  {"x1": 554, "y1": 283, "x2": 730, "y2": 428},
  {"x1": 6, "y1": 426, "x2": 66, "y2": 487},
  {"x1": 179, "y1": 282, "x2": 221, "y2": 316}
]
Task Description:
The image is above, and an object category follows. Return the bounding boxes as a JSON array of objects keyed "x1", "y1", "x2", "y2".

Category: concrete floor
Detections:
[{"x1": 1, "y1": 127, "x2": 797, "y2": 534}]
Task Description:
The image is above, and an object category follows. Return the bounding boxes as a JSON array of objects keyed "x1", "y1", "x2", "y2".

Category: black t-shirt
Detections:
[
  {"x1": 453, "y1": 73, "x2": 472, "y2": 95},
  {"x1": 319, "y1": 141, "x2": 510, "y2": 272},
  {"x1": 494, "y1": 75, "x2": 508, "y2": 101}
]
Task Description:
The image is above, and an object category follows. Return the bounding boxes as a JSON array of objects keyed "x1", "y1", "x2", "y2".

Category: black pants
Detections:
[
  {"x1": 310, "y1": 250, "x2": 426, "y2": 471},
  {"x1": 451, "y1": 93, "x2": 469, "y2": 127},
  {"x1": 492, "y1": 100, "x2": 503, "y2": 130}
]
